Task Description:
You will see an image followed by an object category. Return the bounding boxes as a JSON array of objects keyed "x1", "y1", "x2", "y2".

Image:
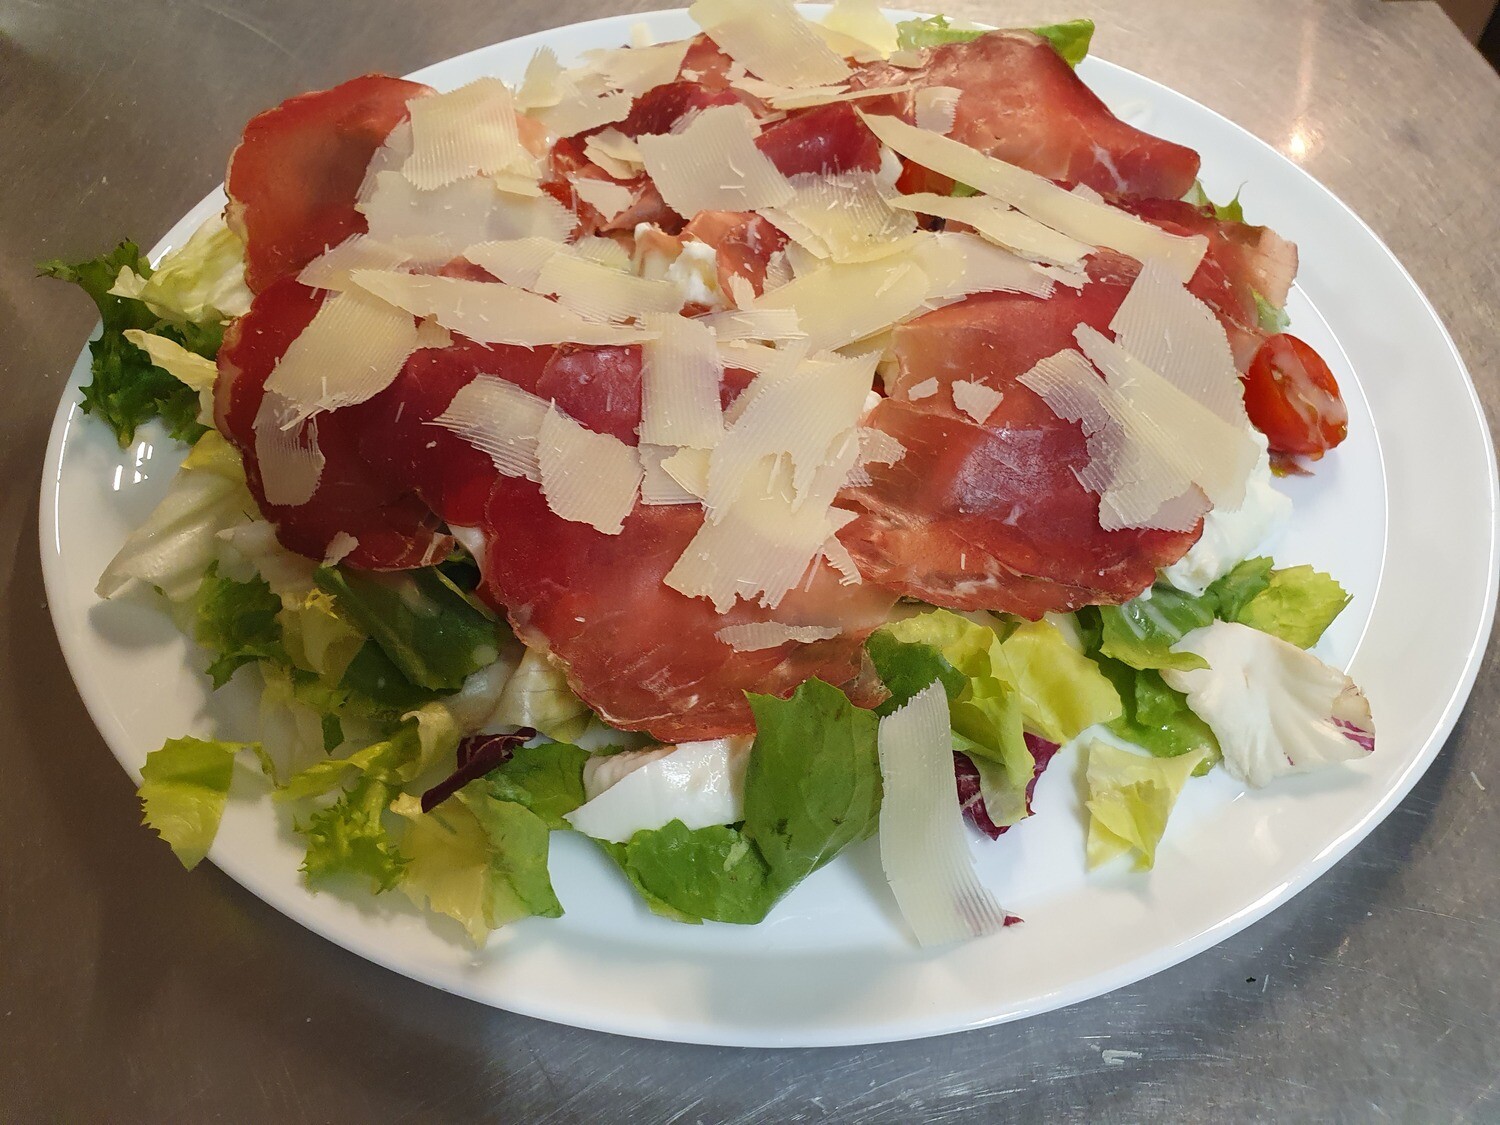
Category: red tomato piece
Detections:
[{"x1": 1242, "y1": 334, "x2": 1348, "y2": 457}]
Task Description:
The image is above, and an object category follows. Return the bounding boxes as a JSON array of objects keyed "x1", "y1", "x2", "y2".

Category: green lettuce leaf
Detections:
[
  {"x1": 490, "y1": 645, "x2": 593, "y2": 742},
  {"x1": 298, "y1": 774, "x2": 406, "y2": 893},
  {"x1": 1253, "y1": 290, "x2": 1291, "y2": 333},
  {"x1": 113, "y1": 215, "x2": 251, "y2": 326},
  {"x1": 1031, "y1": 18, "x2": 1095, "y2": 66},
  {"x1": 863, "y1": 630, "x2": 965, "y2": 716},
  {"x1": 1231, "y1": 565, "x2": 1350, "y2": 649},
  {"x1": 623, "y1": 822, "x2": 778, "y2": 925},
  {"x1": 484, "y1": 741, "x2": 591, "y2": 829},
  {"x1": 1182, "y1": 180, "x2": 1245, "y2": 223},
  {"x1": 39, "y1": 241, "x2": 219, "y2": 445},
  {"x1": 1097, "y1": 657, "x2": 1220, "y2": 765},
  {"x1": 138, "y1": 736, "x2": 255, "y2": 869},
  {"x1": 1085, "y1": 739, "x2": 1208, "y2": 869},
  {"x1": 991, "y1": 619, "x2": 1122, "y2": 742},
  {"x1": 1092, "y1": 586, "x2": 1215, "y2": 672},
  {"x1": 1205, "y1": 556, "x2": 1274, "y2": 619},
  {"x1": 192, "y1": 562, "x2": 287, "y2": 688},
  {"x1": 314, "y1": 566, "x2": 505, "y2": 692},
  {"x1": 391, "y1": 787, "x2": 562, "y2": 943}
]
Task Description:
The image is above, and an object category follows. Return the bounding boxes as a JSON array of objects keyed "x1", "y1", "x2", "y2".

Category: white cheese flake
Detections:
[
  {"x1": 690, "y1": 0, "x2": 851, "y2": 87},
  {"x1": 298, "y1": 234, "x2": 415, "y2": 292},
  {"x1": 640, "y1": 313, "x2": 725, "y2": 449},
  {"x1": 952, "y1": 380, "x2": 1004, "y2": 425},
  {"x1": 639, "y1": 443, "x2": 704, "y2": 506},
  {"x1": 253, "y1": 390, "x2": 325, "y2": 506},
  {"x1": 743, "y1": 253, "x2": 931, "y2": 352},
  {"x1": 636, "y1": 104, "x2": 795, "y2": 217},
  {"x1": 887, "y1": 192, "x2": 1090, "y2": 267},
  {"x1": 583, "y1": 128, "x2": 646, "y2": 179},
  {"x1": 906, "y1": 377, "x2": 939, "y2": 401},
  {"x1": 534, "y1": 252, "x2": 682, "y2": 322},
  {"x1": 402, "y1": 79, "x2": 534, "y2": 191},
  {"x1": 428, "y1": 374, "x2": 550, "y2": 481},
  {"x1": 715, "y1": 621, "x2": 842, "y2": 651},
  {"x1": 761, "y1": 172, "x2": 918, "y2": 263},
  {"x1": 571, "y1": 177, "x2": 636, "y2": 223},
  {"x1": 915, "y1": 85, "x2": 961, "y2": 135},
  {"x1": 862, "y1": 112, "x2": 1208, "y2": 281},
  {"x1": 536, "y1": 406, "x2": 643, "y2": 535},
  {"x1": 359, "y1": 171, "x2": 574, "y2": 254},
  {"x1": 911, "y1": 231, "x2": 1056, "y2": 304},
  {"x1": 821, "y1": 0, "x2": 899, "y2": 58},
  {"x1": 350, "y1": 270, "x2": 653, "y2": 346},
  {"x1": 264, "y1": 288, "x2": 418, "y2": 422}
]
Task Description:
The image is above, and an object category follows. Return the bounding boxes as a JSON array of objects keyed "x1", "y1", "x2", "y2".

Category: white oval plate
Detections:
[{"x1": 40, "y1": 8, "x2": 1498, "y2": 1047}]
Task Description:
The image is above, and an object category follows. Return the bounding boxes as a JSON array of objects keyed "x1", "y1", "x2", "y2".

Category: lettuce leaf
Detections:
[
  {"x1": 1085, "y1": 740, "x2": 1208, "y2": 870},
  {"x1": 894, "y1": 15, "x2": 1093, "y2": 67},
  {"x1": 483, "y1": 741, "x2": 591, "y2": 829},
  {"x1": 110, "y1": 215, "x2": 251, "y2": 326},
  {"x1": 1092, "y1": 586, "x2": 1215, "y2": 672},
  {"x1": 298, "y1": 774, "x2": 407, "y2": 892},
  {"x1": 490, "y1": 645, "x2": 593, "y2": 742},
  {"x1": 1253, "y1": 290, "x2": 1291, "y2": 333},
  {"x1": 138, "y1": 736, "x2": 255, "y2": 869},
  {"x1": 192, "y1": 562, "x2": 287, "y2": 688},
  {"x1": 391, "y1": 788, "x2": 561, "y2": 943},
  {"x1": 1183, "y1": 180, "x2": 1246, "y2": 223},
  {"x1": 1232, "y1": 566, "x2": 1350, "y2": 649},
  {"x1": 314, "y1": 566, "x2": 506, "y2": 692},
  {"x1": 990, "y1": 619, "x2": 1122, "y2": 743},
  {"x1": 1097, "y1": 657, "x2": 1220, "y2": 765},
  {"x1": 610, "y1": 679, "x2": 881, "y2": 924},
  {"x1": 39, "y1": 241, "x2": 220, "y2": 445},
  {"x1": 1205, "y1": 556, "x2": 1274, "y2": 618},
  {"x1": 1031, "y1": 19, "x2": 1095, "y2": 66},
  {"x1": 864, "y1": 631, "x2": 965, "y2": 716}
]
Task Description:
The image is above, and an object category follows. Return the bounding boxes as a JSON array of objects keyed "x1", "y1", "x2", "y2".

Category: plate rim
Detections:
[{"x1": 37, "y1": 6, "x2": 1500, "y2": 1047}]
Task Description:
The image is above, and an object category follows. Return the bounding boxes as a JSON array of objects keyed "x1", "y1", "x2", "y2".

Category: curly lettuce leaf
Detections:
[
  {"x1": 1085, "y1": 739, "x2": 1208, "y2": 870},
  {"x1": 298, "y1": 774, "x2": 407, "y2": 893},
  {"x1": 1232, "y1": 566, "x2": 1350, "y2": 649},
  {"x1": 111, "y1": 215, "x2": 251, "y2": 326},
  {"x1": 192, "y1": 562, "x2": 287, "y2": 688},
  {"x1": 138, "y1": 736, "x2": 256, "y2": 869},
  {"x1": 39, "y1": 241, "x2": 220, "y2": 445}
]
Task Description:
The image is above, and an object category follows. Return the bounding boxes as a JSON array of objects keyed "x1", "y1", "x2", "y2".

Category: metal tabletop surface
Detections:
[{"x1": 3, "y1": 1, "x2": 1498, "y2": 1120}]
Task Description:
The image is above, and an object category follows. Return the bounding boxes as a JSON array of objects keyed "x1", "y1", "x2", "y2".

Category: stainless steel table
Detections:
[{"x1": 4, "y1": 1, "x2": 1497, "y2": 1119}]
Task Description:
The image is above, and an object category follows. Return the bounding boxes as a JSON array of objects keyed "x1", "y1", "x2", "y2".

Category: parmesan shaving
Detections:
[
  {"x1": 582, "y1": 39, "x2": 693, "y2": 97},
  {"x1": 716, "y1": 339, "x2": 784, "y2": 374},
  {"x1": 640, "y1": 313, "x2": 725, "y2": 449},
  {"x1": 403, "y1": 79, "x2": 533, "y2": 191},
  {"x1": 536, "y1": 406, "x2": 643, "y2": 535},
  {"x1": 534, "y1": 88, "x2": 633, "y2": 142},
  {"x1": 912, "y1": 231, "x2": 1055, "y2": 304},
  {"x1": 728, "y1": 72, "x2": 914, "y2": 110},
  {"x1": 689, "y1": 0, "x2": 851, "y2": 87},
  {"x1": 906, "y1": 377, "x2": 939, "y2": 401},
  {"x1": 516, "y1": 47, "x2": 566, "y2": 111},
  {"x1": 298, "y1": 234, "x2": 413, "y2": 292},
  {"x1": 571, "y1": 177, "x2": 636, "y2": 223},
  {"x1": 534, "y1": 253, "x2": 682, "y2": 322},
  {"x1": 264, "y1": 288, "x2": 418, "y2": 421},
  {"x1": 414, "y1": 318, "x2": 453, "y2": 350},
  {"x1": 952, "y1": 380, "x2": 1004, "y2": 424},
  {"x1": 583, "y1": 128, "x2": 645, "y2": 179},
  {"x1": 351, "y1": 270, "x2": 651, "y2": 346},
  {"x1": 428, "y1": 374, "x2": 550, "y2": 481},
  {"x1": 761, "y1": 173, "x2": 917, "y2": 263},
  {"x1": 660, "y1": 446, "x2": 711, "y2": 499},
  {"x1": 821, "y1": 0, "x2": 899, "y2": 58},
  {"x1": 463, "y1": 236, "x2": 565, "y2": 289},
  {"x1": 862, "y1": 113, "x2": 1208, "y2": 281},
  {"x1": 699, "y1": 307, "x2": 805, "y2": 342},
  {"x1": 572, "y1": 235, "x2": 632, "y2": 272},
  {"x1": 359, "y1": 171, "x2": 574, "y2": 255},
  {"x1": 636, "y1": 104, "x2": 794, "y2": 216},
  {"x1": 915, "y1": 86, "x2": 961, "y2": 135},
  {"x1": 253, "y1": 391, "x2": 325, "y2": 506},
  {"x1": 322, "y1": 532, "x2": 360, "y2": 565},
  {"x1": 819, "y1": 524, "x2": 863, "y2": 584},
  {"x1": 639, "y1": 443, "x2": 702, "y2": 506},
  {"x1": 744, "y1": 255, "x2": 931, "y2": 352},
  {"x1": 888, "y1": 192, "x2": 1089, "y2": 267},
  {"x1": 715, "y1": 621, "x2": 842, "y2": 651}
]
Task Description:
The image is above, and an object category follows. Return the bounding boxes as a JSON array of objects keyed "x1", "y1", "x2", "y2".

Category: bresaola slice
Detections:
[{"x1": 226, "y1": 74, "x2": 434, "y2": 293}]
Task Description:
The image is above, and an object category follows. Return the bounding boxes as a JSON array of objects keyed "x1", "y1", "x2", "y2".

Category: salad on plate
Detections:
[{"x1": 44, "y1": 0, "x2": 1373, "y2": 947}]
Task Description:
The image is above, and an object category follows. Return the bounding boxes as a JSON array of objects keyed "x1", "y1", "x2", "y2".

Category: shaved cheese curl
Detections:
[
  {"x1": 640, "y1": 314, "x2": 725, "y2": 449},
  {"x1": 359, "y1": 172, "x2": 574, "y2": 253},
  {"x1": 350, "y1": 270, "x2": 651, "y2": 346},
  {"x1": 862, "y1": 113, "x2": 1207, "y2": 281},
  {"x1": 715, "y1": 621, "x2": 842, "y2": 651},
  {"x1": 636, "y1": 104, "x2": 795, "y2": 217},
  {"x1": 536, "y1": 407, "x2": 643, "y2": 535},
  {"x1": 572, "y1": 177, "x2": 636, "y2": 223},
  {"x1": 690, "y1": 0, "x2": 851, "y2": 87},
  {"x1": 402, "y1": 78, "x2": 532, "y2": 190},
  {"x1": 253, "y1": 390, "x2": 325, "y2": 506},
  {"x1": 639, "y1": 444, "x2": 703, "y2": 506},
  {"x1": 534, "y1": 254, "x2": 681, "y2": 323},
  {"x1": 878, "y1": 682, "x2": 1010, "y2": 947},
  {"x1": 887, "y1": 193, "x2": 1088, "y2": 267},
  {"x1": 428, "y1": 374, "x2": 550, "y2": 481},
  {"x1": 744, "y1": 255, "x2": 931, "y2": 352},
  {"x1": 821, "y1": 0, "x2": 899, "y2": 57},
  {"x1": 915, "y1": 86, "x2": 961, "y2": 135},
  {"x1": 264, "y1": 287, "x2": 418, "y2": 421},
  {"x1": 761, "y1": 173, "x2": 917, "y2": 263},
  {"x1": 952, "y1": 380, "x2": 1004, "y2": 424}
]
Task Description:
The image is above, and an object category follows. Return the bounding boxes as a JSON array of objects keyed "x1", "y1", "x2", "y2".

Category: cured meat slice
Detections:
[
  {"x1": 214, "y1": 278, "x2": 449, "y2": 569},
  {"x1": 616, "y1": 79, "x2": 742, "y2": 137},
  {"x1": 534, "y1": 344, "x2": 645, "y2": 443},
  {"x1": 226, "y1": 74, "x2": 433, "y2": 293},
  {"x1": 839, "y1": 395, "x2": 1201, "y2": 617},
  {"x1": 479, "y1": 478, "x2": 897, "y2": 740},
  {"x1": 854, "y1": 31, "x2": 1199, "y2": 199},
  {"x1": 546, "y1": 137, "x2": 673, "y2": 234},
  {"x1": 681, "y1": 210, "x2": 789, "y2": 300},
  {"x1": 755, "y1": 101, "x2": 884, "y2": 177}
]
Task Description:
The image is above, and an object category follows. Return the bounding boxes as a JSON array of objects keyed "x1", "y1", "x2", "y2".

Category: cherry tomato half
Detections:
[{"x1": 1241, "y1": 333, "x2": 1348, "y2": 457}]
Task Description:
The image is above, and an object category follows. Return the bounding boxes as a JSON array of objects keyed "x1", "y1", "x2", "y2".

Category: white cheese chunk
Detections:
[{"x1": 565, "y1": 737, "x2": 753, "y2": 843}]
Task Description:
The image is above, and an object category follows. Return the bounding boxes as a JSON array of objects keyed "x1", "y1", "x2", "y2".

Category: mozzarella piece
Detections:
[
  {"x1": 689, "y1": 0, "x2": 851, "y2": 87},
  {"x1": 402, "y1": 78, "x2": 534, "y2": 191},
  {"x1": 428, "y1": 374, "x2": 550, "y2": 481},
  {"x1": 664, "y1": 240, "x2": 725, "y2": 308},
  {"x1": 952, "y1": 380, "x2": 1004, "y2": 425},
  {"x1": 350, "y1": 271, "x2": 652, "y2": 346},
  {"x1": 565, "y1": 737, "x2": 753, "y2": 843},
  {"x1": 715, "y1": 621, "x2": 842, "y2": 650},
  {"x1": 640, "y1": 313, "x2": 725, "y2": 449},
  {"x1": 878, "y1": 682, "x2": 1010, "y2": 947},
  {"x1": 761, "y1": 173, "x2": 917, "y2": 263},
  {"x1": 536, "y1": 406, "x2": 642, "y2": 535},
  {"x1": 887, "y1": 192, "x2": 1089, "y2": 267},
  {"x1": 264, "y1": 288, "x2": 418, "y2": 422},
  {"x1": 862, "y1": 112, "x2": 1208, "y2": 281},
  {"x1": 637, "y1": 104, "x2": 795, "y2": 217}
]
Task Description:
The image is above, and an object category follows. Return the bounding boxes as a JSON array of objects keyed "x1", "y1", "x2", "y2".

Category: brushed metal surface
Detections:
[{"x1": 2, "y1": 1, "x2": 1497, "y2": 1119}]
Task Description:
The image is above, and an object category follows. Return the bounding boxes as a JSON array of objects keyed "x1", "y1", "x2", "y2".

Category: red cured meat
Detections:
[
  {"x1": 214, "y1": 279, "x2": 449, "y2": 569},
  {"x1": 675, "y1": 33, "x2": 740, "y2": 91},
  {"x1": 547, "y1": 137, "x2": 675, "y2": 235},
  {"x1": 756, "y1": 102, "x2": 884, "y2": 177},
  {"x1": 479, "y1": 479, "x2": 897, "y2": 740},
  {"x1": 535, "y1": 345, "x2": 644, "y2": 443},
  {"x1": 853, "y1": 31, "x2": 1199, "y2": 199},
  {"x1": 681, "y1": 210, "x2": 789, "y2": 301},
  {"x1": 226, "y1": 74, "x2": 432, "y2": 293},
  {"x1": 617, "y1": 79, "x2": 742, "y2": 137}
]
